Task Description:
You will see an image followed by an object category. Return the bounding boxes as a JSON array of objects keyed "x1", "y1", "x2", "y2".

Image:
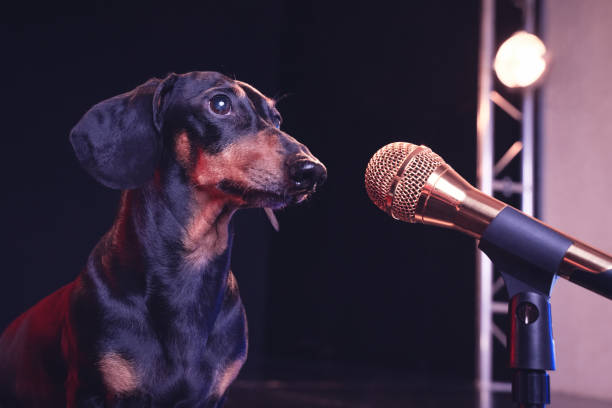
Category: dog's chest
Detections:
[{"x1": 98, "y1": 280, "x2": 248, "y2": 403}]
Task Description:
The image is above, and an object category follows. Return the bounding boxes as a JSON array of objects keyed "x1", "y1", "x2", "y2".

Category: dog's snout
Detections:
[{"x1": 288, "y1": 158, "x2": 327, "y2": 192}]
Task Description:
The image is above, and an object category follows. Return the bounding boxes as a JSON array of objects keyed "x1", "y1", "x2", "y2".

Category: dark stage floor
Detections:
[
  {"x1": 225, "y1": 380, "x2": 612, "y2": 408},
  {"x1": 224, "y1": 361, "x2": 611, "y2": 408}
]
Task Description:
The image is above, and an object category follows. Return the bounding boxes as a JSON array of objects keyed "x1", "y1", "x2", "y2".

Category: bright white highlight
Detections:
[{"x1": 494, "y1": 31, "x2": 547, "y2": 88}]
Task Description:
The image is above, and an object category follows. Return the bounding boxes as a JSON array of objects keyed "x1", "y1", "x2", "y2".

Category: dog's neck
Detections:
[{"x1": 91, "y1": 167, "x2": 237, "y2": 317}]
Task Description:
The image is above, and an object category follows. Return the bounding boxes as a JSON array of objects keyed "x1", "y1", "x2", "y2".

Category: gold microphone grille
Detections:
[{"x1": 365, "y1": 142, "x2": 445, "y2": 222}]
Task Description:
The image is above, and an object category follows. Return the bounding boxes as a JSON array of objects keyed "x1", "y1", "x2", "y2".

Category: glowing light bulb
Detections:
[{"x1": 494, "y1": 31, "x2": 547, "y2": 88}]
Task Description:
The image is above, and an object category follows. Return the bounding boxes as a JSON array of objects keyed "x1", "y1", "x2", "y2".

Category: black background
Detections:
[{"x1": 0, "y1": 1, "x2": 526, "y2": 384}]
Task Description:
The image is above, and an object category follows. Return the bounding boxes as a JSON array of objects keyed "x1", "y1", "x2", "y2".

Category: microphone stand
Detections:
[
  {"x1": 478, "y1": 207, "x2": 572, "y2": 408},
  {"x1": 499, "y1": 275, "x2": 555, "y2": 408}
]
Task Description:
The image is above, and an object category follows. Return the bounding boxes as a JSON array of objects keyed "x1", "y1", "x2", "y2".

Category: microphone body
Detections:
[
  {"x1": 419, "y1": 162, "x2": 612, "y2": 279},
  {"x1": 416, "y1": 163, "x2": 504, "y2": 238},
  {"x1": 365, "y1": 142, "x2": 612, "y2": 299}
]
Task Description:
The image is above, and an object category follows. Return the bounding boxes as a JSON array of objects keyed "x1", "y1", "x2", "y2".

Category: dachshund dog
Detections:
[{"x1": 0, "y1": 71, "x2": 326, "y2": 407}]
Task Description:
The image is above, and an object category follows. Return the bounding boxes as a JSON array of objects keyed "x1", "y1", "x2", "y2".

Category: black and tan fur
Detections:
[{"x1": 0, "y1": 71, "x2": 326, "y2": 407}]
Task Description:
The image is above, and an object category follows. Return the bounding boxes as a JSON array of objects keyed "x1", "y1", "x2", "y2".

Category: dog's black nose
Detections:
[{"x1": 288, "y1": 158, "x2": 327, "y2": 192}]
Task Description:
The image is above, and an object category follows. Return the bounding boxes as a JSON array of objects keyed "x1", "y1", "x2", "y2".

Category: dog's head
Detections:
[{"x1": 70, "y1": 71, "x2": 326, "y2": 210}]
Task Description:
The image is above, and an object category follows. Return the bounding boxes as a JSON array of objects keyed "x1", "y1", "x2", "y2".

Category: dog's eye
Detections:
[{"x1": 209, "y1": 94, "x2": 232, "y2": 115}]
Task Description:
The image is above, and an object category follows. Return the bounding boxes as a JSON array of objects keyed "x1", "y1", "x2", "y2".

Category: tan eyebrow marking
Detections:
[
  {"x1": 213, "y1": 358, "x2": 245, "y2": 397},
  {"x1": 236, "y1": 81, "x2": 272, "y2": 103},
  {"x1": 231, "y1": 85, "x2": 246, "y2": 98}
]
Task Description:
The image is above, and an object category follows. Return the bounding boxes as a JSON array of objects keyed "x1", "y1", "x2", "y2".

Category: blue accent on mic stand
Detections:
[{"x1": 479, "y1": 207, "x2": 572, "y2": 408}]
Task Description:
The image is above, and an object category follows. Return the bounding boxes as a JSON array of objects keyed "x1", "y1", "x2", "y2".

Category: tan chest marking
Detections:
[
  {"x1": 213, "y1": 357, "x2": 245, "y2": 397},
  {"x1": 98, "y1": 352, "x2": 140, "y2": 395},
  {"x1": 227, "y1": 271, "x2": 238, "y2": 293}
]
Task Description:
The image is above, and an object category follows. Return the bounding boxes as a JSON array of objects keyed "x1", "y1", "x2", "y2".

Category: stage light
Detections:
[{"x1": 494, "y1": 31, "x2": 547, "y2": 88}]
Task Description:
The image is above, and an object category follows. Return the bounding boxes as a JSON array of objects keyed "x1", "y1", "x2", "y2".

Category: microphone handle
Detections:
[
  {"x1": 478, "y1": 199, "x2": 612, "y2": 299},
  {"x1": 417, "y1": 164, "x2": 612, "y2": 298}
]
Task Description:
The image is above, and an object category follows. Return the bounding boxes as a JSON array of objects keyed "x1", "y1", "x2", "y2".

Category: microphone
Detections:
[{"x1": 365, "y1": 142, "x2": 612, "y2": 299}]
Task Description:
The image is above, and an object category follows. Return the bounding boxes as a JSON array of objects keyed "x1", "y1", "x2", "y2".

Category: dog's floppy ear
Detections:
[{"x1": 69, "y1": 73, "x2": 178, "y2": 190}]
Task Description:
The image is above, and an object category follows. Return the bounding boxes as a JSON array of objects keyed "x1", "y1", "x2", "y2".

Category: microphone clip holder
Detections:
[
  {"x1": 503, "y1": 285, "x2": 554, "y2": 407},
  {"x1": 478, "y1": 207, "x2": 571, "y2": 408}
]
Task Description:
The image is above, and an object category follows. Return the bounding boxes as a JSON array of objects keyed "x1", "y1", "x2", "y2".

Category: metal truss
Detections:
[{"x1": 476, "y1": 0, "x2": 538, "y2": 399}]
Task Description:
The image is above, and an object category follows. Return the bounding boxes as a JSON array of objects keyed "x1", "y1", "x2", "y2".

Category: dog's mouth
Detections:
[{"x1": 216, "y1": 180, "x2": 310, "y2": 209}]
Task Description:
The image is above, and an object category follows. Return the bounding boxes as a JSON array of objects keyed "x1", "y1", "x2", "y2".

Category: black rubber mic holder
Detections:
[{"x1": 478, "y1": 207, "x2": 573, "y2": 408}]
